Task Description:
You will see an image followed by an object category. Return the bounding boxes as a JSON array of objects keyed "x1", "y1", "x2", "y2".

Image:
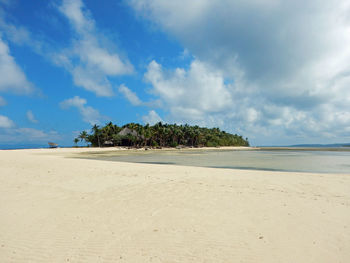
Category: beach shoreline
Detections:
[
  {"x1": 0, "y1": 148, "x2": 349, "y2": 262},
  {"x1": 0, "y1": 145, "x2": 257, "y2": 152}
]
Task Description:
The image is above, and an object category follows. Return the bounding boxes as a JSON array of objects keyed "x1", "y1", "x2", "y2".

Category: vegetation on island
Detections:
[{"x1": 75, "y1": 122, "x2": 249, "y2": 148}]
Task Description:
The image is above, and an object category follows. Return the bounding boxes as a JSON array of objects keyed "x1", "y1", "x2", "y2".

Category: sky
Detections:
[{"x1": 0, "y1": 0, "x2": 350, "y2": 147}]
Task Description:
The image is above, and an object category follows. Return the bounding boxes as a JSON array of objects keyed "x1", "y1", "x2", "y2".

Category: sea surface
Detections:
[{"x1": 81, "y1": 148, "x2": 350, "y2": 174}]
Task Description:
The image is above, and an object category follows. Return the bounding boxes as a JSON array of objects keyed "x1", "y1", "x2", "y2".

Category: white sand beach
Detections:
[{"x1": 0, "y1": 147, "x2": 349, "y2": 262}]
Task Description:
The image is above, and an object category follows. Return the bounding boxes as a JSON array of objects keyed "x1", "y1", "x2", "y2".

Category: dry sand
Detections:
[{"x1": 0, "y1": 147, "x2": 349, "y2": 262}]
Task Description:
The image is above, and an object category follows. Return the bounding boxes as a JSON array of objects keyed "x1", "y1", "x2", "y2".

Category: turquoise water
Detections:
[{"x1": 82, "y1": 148, "x2": 350, "y2": 174}]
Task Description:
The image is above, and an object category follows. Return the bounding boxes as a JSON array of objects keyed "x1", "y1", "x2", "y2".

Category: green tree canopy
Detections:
[{"x1": 78, "y1": 122, "x2": 249, "y2": 148}]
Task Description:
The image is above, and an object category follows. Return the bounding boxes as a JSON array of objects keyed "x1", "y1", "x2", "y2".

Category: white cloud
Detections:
[
  {"x1": 0, "y1": 22, "x2": 30, "y2": 45},
  {"x1": 0, "y1": 127, "x2": 60, "y2": 143},
  {"x1": 142, "y1": 110, "x2": 163, "y2": 125},
  {"x1": 0, "y1": 112, "x2": 60, "y2": 143},
  {"x1": 145, "y1": 59, "x2": 232, "y2": 121},
  {"x1": 0, "y1": 37, "x2": 33, "y2": 94},
  {"x1": 130, "y1": 0, "x2": 350, "y2": 144},
  {"x1": 0, "y1": 4, "x2": 50, "y2": 58},
  {"x1": 55, "y1": 0, "x2": 133, "y2": 97},
  {"x1": 60, "y1": 96, "x2": 106, "y2": 125},
  {"x1": 0, "y1": 114, "x2": 14, "y2": 128},
  {"x1": 118, "y1": 84, "x2": 142, "y2": 106},
  {"x1": 26, "y1": 110, "x2": 38, "y2": 123},
  {"x1": 14, "y1": 128, "x2": 57, "y2": 140},
  {"x1": 0, "y1": 96, "x2": 6, "y2": 106},
  {"x1": 118, "y1": 83, "x2": 163, "y2": 108}
]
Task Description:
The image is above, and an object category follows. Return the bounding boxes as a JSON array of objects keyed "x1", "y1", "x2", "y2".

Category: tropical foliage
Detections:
[{"x1": 76, "y1": 122, "x2": 249, "y2": 147}]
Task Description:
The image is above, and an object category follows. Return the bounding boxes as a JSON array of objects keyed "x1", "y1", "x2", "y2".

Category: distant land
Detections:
[
  {"x1": 288, "y1": 143, "x2": 350, "y2": 148},
  {"x1": 0, "y1": 144, "x2": 47, "y2": 150},
  {"x1": 255, "y1": 143, "x2": 350, "y2": 148},
  {"x1": 1, "y1": 142, "x2": 349, "y2": 150},
  {"x1": 0, "y1": 144, "x2": 70, "y2": 150}
]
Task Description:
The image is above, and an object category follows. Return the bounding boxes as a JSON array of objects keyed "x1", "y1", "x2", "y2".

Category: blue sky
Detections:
[{"x1": 0, "y1": 0, "x2": 350, "y2": 146}]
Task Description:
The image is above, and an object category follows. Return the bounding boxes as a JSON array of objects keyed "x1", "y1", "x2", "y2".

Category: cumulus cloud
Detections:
[
  {"x1": 142, "y1": 110, "x2": 163, "y2": 125},
  {"x1": 130, "y1": 0, "x2": 350, "y2": 144},
  {"x1": 0, "y1": 37, "x2": 34, "y2": 94},
  {"x1": 144, "y1": 59, "x2": 232, "y2": 122},
  {"x1": 60, "y1": 96, "x2": 107, "y2": 125},
  {"x1": 130, "y1": 0, "x2": 350, "y2": 81},
  {"x1": 0, "y1": 114, "x2": 14, "y2": 128},
  {"x1": 26, "y1": 110, "x2": 38, "y2": 123},
  {"x1": 54, "y1": 0, "x2": 133, "y2": 96},
  {"x1": 118, "y1": 84, "x2": 142, "y2": 106},
  {"x1": 118, "y1": 83, "x2": 163, "y2": 108}
]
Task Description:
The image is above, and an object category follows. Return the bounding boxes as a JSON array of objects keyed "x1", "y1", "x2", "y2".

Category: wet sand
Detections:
[{"x1": 0, "y1": 147, "x2": 349, "y2": 262}]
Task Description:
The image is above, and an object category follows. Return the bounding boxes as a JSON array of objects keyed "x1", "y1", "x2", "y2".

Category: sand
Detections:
[{"x1": 0, "y1": 147, "x2": 349, "y2": 262}]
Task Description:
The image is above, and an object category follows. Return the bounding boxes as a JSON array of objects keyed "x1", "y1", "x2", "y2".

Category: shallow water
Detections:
[{"x1": 81, "y1": 148, "x2": 350, "y2": 174}]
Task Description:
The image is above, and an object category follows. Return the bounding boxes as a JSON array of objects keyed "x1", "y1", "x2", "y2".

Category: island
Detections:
[{"x1": 75, "y1": 122, "x2": 249, "y2": 148}]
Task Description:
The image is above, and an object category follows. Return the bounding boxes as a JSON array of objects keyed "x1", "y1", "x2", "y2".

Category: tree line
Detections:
[{"x1": 75, "y1": 122, "x2": 249, "y2": 148}]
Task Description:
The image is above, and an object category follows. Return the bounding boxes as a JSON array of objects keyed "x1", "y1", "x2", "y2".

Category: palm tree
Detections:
[
  {"x1": 74, "y1": 137, "x2": 79, "y2": 147},
  {"x1": 143, "y1": 124, "x2": 151, "y2": 146},
  {"x1": 76, "y1": 122, "x2": 249, "y2": 148},
  {"x1": 78, "y1": 131, "x2": 89, "y2": 145},
  {"x1": 91, "y1": 124, "x2": 101, "y2": 147}
]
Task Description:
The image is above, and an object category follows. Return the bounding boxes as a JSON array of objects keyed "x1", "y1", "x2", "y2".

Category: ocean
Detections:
[{"x1": 80, "y1": 148, "x2": 350, "y2": 174}]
